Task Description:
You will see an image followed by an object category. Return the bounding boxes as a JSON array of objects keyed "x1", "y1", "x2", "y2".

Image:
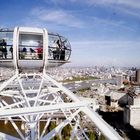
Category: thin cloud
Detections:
[
  {"x1": 71, "y1": 40, "x2": 140, "y2": 49},
  {"x1": 45, "y1": 0, "x2": 140, "y2": 10},
  {"x1": 70, "y1": 40, "x2": 140, "y2": 67},
  {"x1": 44, "y1": 0, "x2": 66, "y2": 5},
  {"x1": 30, "y1": 7, "x2": 84, "y2": 28},
  {"x1": 116, "y1": 7, "x2": 140, "y2": 19},
  {"x1": 86, "y1": 0, "x2": 140, "y2": 19},
  {"x1": 90, "y1": 16, "x2": 126, "y2": 28},
  {"x1": 85, "y1": 0, "x2": 140, "y2": 10},
  {"x1": 0, "y1": 25, "x2": 4, "y2": 29},
  {"x1": 48, "y1": 0, "x2": 140, "y2": 18},
  {"x1": 43, "y1": 0, "x2": 140, "y2": 27}
]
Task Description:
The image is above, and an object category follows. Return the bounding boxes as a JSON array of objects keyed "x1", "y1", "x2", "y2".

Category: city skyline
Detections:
[{"x1": 0, "y1": 0, "x2": 140, "y2": 67}]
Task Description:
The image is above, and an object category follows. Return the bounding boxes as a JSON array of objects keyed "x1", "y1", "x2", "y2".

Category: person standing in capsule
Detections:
[
  {"x1": 35, "y1": 41, "x2": 43, "y2": 59},
  {"x1": 0, "y1": 39, "x2": 7, "y2": 59}
]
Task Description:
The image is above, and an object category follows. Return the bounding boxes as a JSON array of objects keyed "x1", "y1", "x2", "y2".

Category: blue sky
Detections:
[{"x1": 1, "y1": 0, "x2": 140, "y2": 67}]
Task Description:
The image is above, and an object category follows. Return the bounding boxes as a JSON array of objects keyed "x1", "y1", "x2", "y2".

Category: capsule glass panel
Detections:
[
  {"x1": 48, "y1": 34, "x2": 60, "y2": 60},
  {"x1": 0, "y1": 31, "x2": 13, "y2": 59},
  {"x1": 60, "y1": 36, "x2": 71, "y2": 61},
  {"x1": 48, "y1": 34, "x2": 71, "y2": 61},
  {"x1": 18, "y1": 34, "x2": 43, "y2": 60}
]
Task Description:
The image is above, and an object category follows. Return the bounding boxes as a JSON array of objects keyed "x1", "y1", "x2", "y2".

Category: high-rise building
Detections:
[{"x1": 136, "y1": 69, "x2": 140, "y2": 83}]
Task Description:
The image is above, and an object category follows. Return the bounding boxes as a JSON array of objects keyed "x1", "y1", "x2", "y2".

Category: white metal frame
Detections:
[
  {"x1": 0, "y1": 72, "x2": 123, "y2": 140},
  {"x1": 0, "y1": 27, "x2": 123, "y2": 140}
]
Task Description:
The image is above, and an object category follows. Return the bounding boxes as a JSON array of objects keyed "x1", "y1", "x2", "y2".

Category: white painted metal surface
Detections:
[
  {"x1": 0, "y1": 102, "x2": 89, "y2": 118},
  {"x1": 0, "y1": 72, "x2": 123, "y2": 140},
  {"x1": 0, "y1": 27, "x2": 123, "y2": 140}
]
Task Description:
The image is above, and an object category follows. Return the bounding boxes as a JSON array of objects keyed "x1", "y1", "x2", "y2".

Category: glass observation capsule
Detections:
[{"x1": 0, "y1": 27, "x2": 71, "y2": 71}]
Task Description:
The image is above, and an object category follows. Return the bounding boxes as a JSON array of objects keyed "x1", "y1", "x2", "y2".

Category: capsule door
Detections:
[{"x1": 13, "y1": 27, "x2": 48, "y2": 71}]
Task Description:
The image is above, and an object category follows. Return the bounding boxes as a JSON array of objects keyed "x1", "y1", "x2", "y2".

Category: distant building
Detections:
[
  {"x1": 116, "y1": 75, "x2": 124, "y2": 87},
  {"x1": 136, "y1": 69, "x2": 140, "y2": 84},
  {"x1": 123, "y1": 86, "x2": 140, "y2": 129},
  {"x1": 105, "y1": 91, "x2": 126, "y2": 107},
  {"x1": 129, "y1": 75, "x2": 136, "y2": 83}
]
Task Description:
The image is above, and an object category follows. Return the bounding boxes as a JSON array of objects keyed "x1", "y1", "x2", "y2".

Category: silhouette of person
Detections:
[
  {"x1": 36, "y1": 41, "x2": 43, "y2": 59},
  {"x1": 1, "y1": 39, "x2": 7, "y2": 59},
  {"x1": 52, "y1": 40, "x2": 61, "y2": 60},
  {"x1": 21, "y1": 47, "x2": 27, "y2": 59},
  {"x1": 22, "y1": 47, "x2": 27, "y2": 54}
]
